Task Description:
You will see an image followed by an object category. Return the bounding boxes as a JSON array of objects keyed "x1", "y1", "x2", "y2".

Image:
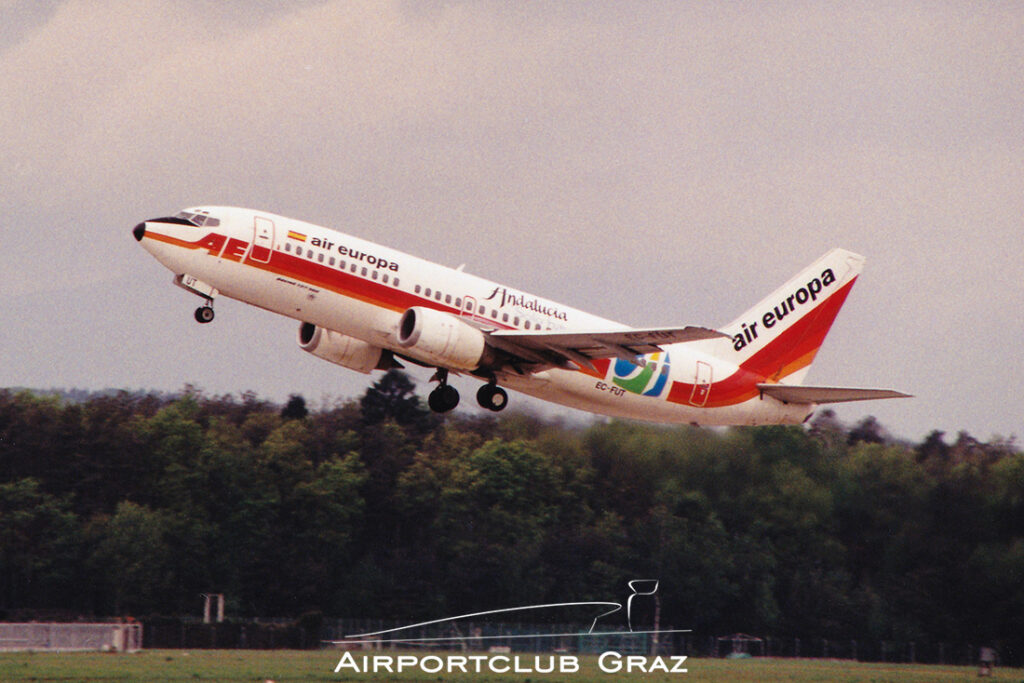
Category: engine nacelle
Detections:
[
  {"x1": 297, "y1": 323, "x2": 385, "y2": 374},
  {"x1": 396, "y1": 307, "x2": 489, "y2": 371}
]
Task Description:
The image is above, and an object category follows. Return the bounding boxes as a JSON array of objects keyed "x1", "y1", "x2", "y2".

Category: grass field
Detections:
[{"x1": 0, "y1": 650, "x2": 1019, "y2": 682}]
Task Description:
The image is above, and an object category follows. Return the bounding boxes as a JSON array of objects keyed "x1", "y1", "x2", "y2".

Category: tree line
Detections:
[{"x1": 0, "y1": 372, "x2": 1021, "y2": 659}]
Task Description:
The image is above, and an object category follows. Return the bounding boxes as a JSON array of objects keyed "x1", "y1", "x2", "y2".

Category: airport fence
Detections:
[
  {"x1": 324, "y1": 620, "x2": 1017, "y2": 667},
  {"x1": 0, "y1": 622, "x2": 142, "y2": 652},
  {"x1": 141, "y1": 615, "x2": 321, "y2": 650},
  {"x1": 699, "y1": 634, "x2": 1012, "y2": 667},
  {"x1": 324, "y1": 617, "x2": 659, "y2": 655},
  {"x1": 134, "y1": 616, "x2": 1019, "y2": 667}
]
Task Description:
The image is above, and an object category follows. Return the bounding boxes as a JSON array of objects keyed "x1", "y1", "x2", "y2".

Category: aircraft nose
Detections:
[{"x1": 132, "y1": 222, "x2": 146, "y2": 241}]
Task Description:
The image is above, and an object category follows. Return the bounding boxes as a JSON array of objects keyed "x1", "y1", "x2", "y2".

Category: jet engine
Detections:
[
  {"x1": 396, "y1": 307, "x2": 492, "y2": 371},
  {"x1": 297, "y1": 323, "x2": 386, "y2": 374}
]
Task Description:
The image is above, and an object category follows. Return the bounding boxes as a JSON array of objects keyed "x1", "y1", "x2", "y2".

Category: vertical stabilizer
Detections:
[{"x1": 714, "y1": 248, "x2": 864, "y2": 385}]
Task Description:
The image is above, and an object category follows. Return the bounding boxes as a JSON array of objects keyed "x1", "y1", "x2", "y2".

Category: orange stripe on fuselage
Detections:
[
  {"x1": 143, "y1": 230, "x2": 516, "y2": 328},
  {"x1": 143, "y1": 230, "x2": 205, "y2": 250}
]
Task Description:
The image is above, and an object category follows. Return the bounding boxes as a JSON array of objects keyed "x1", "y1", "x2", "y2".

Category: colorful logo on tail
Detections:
[{"x1": 612, "y1": 352, "x2": 671, "y2": 397}]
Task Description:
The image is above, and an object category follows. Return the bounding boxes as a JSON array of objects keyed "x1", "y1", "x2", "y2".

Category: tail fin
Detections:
[{"x1": 715, "y1": 248, "x2": 865, "y2": 385}]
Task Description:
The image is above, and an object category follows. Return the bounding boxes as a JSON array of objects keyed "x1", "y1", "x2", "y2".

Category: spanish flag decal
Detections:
[{"x1": 287, "y1": 230, "x2": 307, "y2": 242}]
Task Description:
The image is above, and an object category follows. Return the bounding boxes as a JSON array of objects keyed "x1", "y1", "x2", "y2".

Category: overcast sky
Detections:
[{"x1": 2, "y1": 1, "x2": 1021, "y2": 442}]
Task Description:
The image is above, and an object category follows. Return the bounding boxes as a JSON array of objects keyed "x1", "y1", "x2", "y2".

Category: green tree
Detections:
[
  {"x1": 831, "y1": 443, "x2": 930, "y2": 638},
  {"x1": 130, "y1": 397, "x2": 206, "y2": 508},
  {"x1": 294, "y1": 454, "x2": 367, "y2": 612},
  {"x1": 434, "y1": 440, "x2": 561, "y2": 612},
  {"x1": 91, "y1": 501, "x2": 175, "y2": 614},
  {"x1": 0, "y1": 479, "x2": 81, "y2": 611},
  {"x1": 0, "y1": 392, "x2": 80, "y2": 495},
  {"x1": 281, "y1": 394, "x2": 309, "y2": 420},
  {"x1": 359, "y1": 370, "x2": 435, "y2": 432}
]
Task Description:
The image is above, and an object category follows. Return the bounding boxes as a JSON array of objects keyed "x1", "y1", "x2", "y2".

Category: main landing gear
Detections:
[
  {"x1": 194, "y1": 300, "x2": 215, "y2": 324},
  {"x1": 427, "y1": 371, "x2": 508, "y2": 414},
  {"x1": 428, "y1": 369, "x2": 460, "y2": 413},
  {"x1": 477, "y1": 380, "x2": 508, "y2": 412}
]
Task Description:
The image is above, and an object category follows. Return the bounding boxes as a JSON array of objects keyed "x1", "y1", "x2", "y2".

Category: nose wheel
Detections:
[
  {"x1": 476, "y1": 382, "x2": 508, "y2": 412},
  {"x1": 194, "y1": 302, "x2": 215, "y2": 324}
]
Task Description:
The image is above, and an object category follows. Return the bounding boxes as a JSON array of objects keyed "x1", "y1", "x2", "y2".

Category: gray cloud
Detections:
[{"x1": 2, "y1": 1, "x2": 1021, "y2": 440}]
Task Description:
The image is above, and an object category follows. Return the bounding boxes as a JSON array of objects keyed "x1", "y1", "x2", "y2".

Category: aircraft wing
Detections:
[
  {"x1": 486, "y1": 326, "x2": 728, "y2": 370},
  {"x1": 757, "y1": 384, "x2": 912, "y2": 404}
]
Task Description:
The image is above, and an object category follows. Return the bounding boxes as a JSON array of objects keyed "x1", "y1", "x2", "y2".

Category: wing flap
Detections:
[
  {"x1": 758, "y1": 384, "x2": 912, "y2": 405},
  {"x1": 488, "y1": 326, "x2": 727, "y2": 369}
]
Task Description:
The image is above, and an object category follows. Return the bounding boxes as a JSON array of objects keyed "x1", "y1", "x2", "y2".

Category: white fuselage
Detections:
[{"x1": 136, "y1": 207, "x2": 812, "y2": 425}]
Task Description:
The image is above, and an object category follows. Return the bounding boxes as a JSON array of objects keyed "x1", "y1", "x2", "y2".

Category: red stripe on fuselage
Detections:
[{"x1": 145, "y1": 230, "x2": 515, "y2": 328}]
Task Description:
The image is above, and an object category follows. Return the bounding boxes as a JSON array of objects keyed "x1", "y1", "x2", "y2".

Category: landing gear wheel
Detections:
[
  {"x1": 428, "y1": 384, "x2": 460, "y2": 413},
  {"x1": 477, "y1": 384, "x2": 508, "y2": 412},
  {"x1": 194, "y1": 305, "x2": 215, "y2": 324}
]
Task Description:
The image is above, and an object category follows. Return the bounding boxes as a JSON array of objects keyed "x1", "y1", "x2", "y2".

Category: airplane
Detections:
[{"x1": 132, "y1": 207, "x2": 909, "y2": 425}]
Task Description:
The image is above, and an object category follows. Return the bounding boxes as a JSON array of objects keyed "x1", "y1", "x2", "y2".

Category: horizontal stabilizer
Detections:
[
  {"x1": 488, "y1": 326, "x2": 727, "y2": 369},
  {"x1": 757, "y1": 384, "x2": 912, "y2": 405}
]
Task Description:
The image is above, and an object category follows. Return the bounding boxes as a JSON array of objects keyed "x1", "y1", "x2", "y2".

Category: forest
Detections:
[{"x1": 0, "y1": 371, "x2": 1021, "y2": 658}]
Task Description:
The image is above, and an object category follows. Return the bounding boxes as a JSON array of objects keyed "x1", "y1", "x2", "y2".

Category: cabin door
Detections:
[
  {"x1": 689, "y1": 361, "x2": 713, "y2": 406},
  {"x1": 251, "y1": 217, "x2": 275, "y2": 263}
]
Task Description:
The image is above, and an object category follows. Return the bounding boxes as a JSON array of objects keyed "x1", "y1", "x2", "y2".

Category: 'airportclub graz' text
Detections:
[
  {"x1": 732, "y1": 267, "x2": 837, "y2": 352},
  {"x1": 333, "y1": 651, "x2": 688, "y2": 675}
]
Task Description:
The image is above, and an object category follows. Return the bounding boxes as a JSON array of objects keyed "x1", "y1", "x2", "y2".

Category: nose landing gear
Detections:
[{"x1": 174, "y1": 275, "x2": 219, "y2": 325}]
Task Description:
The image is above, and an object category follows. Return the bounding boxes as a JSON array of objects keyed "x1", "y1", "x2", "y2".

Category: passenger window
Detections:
[
  {"x1": 284, "y1": 243, "x2": 291, "y2": 252},
  {"x1": 339, "y1": 260, "x2": 345, "y2": 269},
  {"x1": 350, "y1": 264, "x2": 356, "y2": 273},
  {"x1": 502, "y1": 313, "x2": 509, "y2": 323},
  {"x1": 445, "y1": 294, "x2": 452, "y2": 304},
  {"x1": 361, "y1": 267, "x2": 368, "y2": 277},
  {"x1": 383, "y1": 274, "x2": 389, "y2": 284},
  {"x1": 307, "y1": 249, "x2": 314, "y2": 259},
  {"x1": 491, "y1": 309, "x2": 498, "y2": 318},
  {"x1": 514, "y1": 316, "x2": 520, "y2": 326},
  {"x1": 317, "y1": 253, "x2": 324, "y2": 263},
  {"x1": 371, "y1": 270, "x2": 378, "y2": 280},
  {"x1": 415, "y1": 284, "x2": 421, "y2": 294},
  {"x1": 478, "y1": 305, "x2": 485, "y2": 314},
  {"x1": 455, "y1": 297, "x2": 461, "y2": 307},
  {"x1": 525, "y1": 321, "x2": 531, "y2": 330},
  {"x1": 435, "y1": 291, "x2": 442, "y2": 301},
  {"x1": 394, "y1": 278, "x2": 400, "y2": 287},
  {"x1": 329, "y1": 257, "x2": 335, "y2": 266},
  {"x1": 425, "y1": 287, "x2": 432, "y2": 297}
]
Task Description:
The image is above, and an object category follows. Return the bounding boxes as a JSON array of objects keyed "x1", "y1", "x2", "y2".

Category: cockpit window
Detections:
[{"x1": 173, "y1": 210, "x2": 221, "y2": 227}]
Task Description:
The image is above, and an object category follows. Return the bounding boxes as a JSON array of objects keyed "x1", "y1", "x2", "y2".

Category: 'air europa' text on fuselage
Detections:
[{"x1": 308, "y1": 236, "x2": 399, "y2": 272}]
